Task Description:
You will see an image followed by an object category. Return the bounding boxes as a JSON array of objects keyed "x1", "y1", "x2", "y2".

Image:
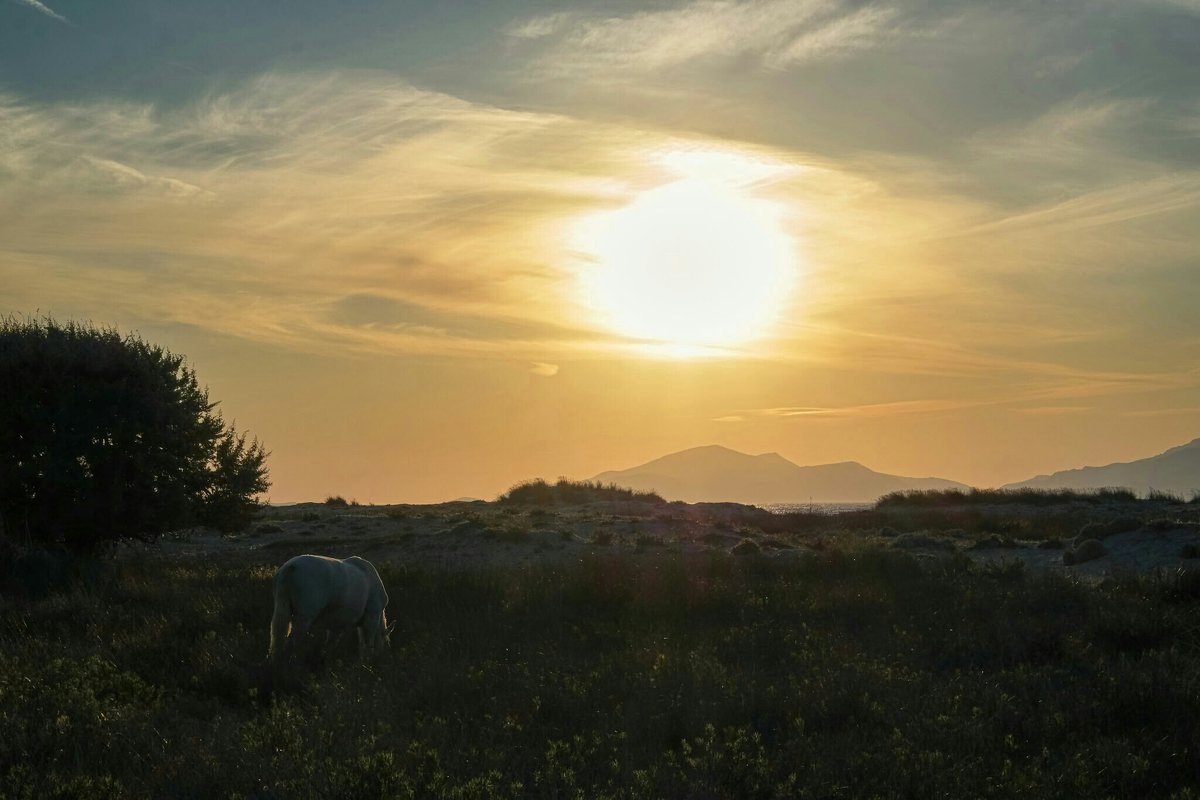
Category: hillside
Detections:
[
  {"x1": 592, "y1": 444, "x2": 967, "y2": 504},
  {"x1": 1004, "y1": 437, "x2": 1200, "y2": 496}
]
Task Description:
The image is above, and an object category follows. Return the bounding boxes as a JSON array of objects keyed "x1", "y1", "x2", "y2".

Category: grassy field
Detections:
[{"x1": 3, "y1": 546, "x2": 1200, "y2": 799}]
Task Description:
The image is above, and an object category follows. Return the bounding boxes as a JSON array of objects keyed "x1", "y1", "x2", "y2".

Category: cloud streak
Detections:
[
  {"x1": 15, "y1": 0, "x2": 68, "y2": 23},
  {"x1": 510, "y1": 0, "x2": 907, "y2": 77},
  {"x1": 749, "y1": 398, "x2": 995, "y2": 419}
]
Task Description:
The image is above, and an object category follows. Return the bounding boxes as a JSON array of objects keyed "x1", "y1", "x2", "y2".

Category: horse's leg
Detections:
[
  {"x1": 288, "y1": 615, "x2": 317, "y2": 661},
  {"x1": 268, "y1": 608, "x2": 291, "y2": 663}
]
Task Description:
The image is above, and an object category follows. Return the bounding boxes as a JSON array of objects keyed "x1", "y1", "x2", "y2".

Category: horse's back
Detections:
[
  {"x1": 344, "y1": 556, "x2": 388, "y2": 609},
  {"x1": 278, "y1": 554, "x2": 368, "y2": 626}
]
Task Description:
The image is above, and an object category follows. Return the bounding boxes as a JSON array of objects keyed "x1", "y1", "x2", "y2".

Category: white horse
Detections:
[{"x1": 268, "y1": 554, "x2": 394, "y2": 663}]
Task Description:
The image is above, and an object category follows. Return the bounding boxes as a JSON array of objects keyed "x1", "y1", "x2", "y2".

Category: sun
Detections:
[{"x1": 576, "y1": 157, "x2": 795, "y2": 355}]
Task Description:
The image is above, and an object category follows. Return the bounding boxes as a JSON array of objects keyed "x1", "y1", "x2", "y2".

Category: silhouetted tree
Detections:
[{"x1": 0, "y1": 316, "x2": 269, "y2": 552}]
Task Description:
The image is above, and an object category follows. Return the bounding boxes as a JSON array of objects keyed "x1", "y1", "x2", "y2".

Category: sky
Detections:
[{"x1": 3, "y1": 0, "x2": 1199, "y2": 503}]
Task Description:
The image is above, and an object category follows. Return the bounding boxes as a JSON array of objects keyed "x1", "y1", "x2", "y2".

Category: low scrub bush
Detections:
[{"x1": 498, "y1": 478, "x2": 666, "y2": 506}]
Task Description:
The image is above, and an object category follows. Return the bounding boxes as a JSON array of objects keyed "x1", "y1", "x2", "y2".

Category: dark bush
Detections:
[{"x1": 0, "y1": 316, "x2": 269, "y2": 552}]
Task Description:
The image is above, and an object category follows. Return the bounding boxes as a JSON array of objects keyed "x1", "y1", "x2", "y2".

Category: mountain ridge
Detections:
[
  {"x1": 592, "y1": 445, "x2": 967, "y2": 505},
  {"x1": 1002, "y1": 437, "x2": 1200, "y2": 495}
]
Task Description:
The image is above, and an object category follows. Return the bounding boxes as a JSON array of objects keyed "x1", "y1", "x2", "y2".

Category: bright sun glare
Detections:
[{"x1": 577, "y1": 150, "x2": 795, "y2": 355}]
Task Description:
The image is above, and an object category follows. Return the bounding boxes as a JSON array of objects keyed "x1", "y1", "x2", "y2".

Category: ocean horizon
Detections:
[{"x1": 762, "y1": 502, "x2": 875, "y2": 514}]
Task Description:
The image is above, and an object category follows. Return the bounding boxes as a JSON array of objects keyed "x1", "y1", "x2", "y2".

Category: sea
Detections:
[{"x1": 762, "y1": 502, "x2": 874, "y2": 515}]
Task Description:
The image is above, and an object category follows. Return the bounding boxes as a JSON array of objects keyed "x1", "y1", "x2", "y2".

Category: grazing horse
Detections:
[{"x1": 268, "y1": 554, "x2": 393, "y2": 663}]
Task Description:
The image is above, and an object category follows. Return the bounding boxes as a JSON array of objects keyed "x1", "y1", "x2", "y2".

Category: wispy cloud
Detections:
[
  {"x1": 956, "y1": 175, "x2": 1200, "y2": 237},
  {"x1": 969, "y1": 97, "x2": 1153, "y2": 173},
  {"x1": 767, "y1": 4, "x2": 901, "y2": 67},
  {"x1": 510, "y1": 0, "x2": 907, "y2": 77},
  {"x1": 15, "y1": 0, "x2": 68, "y2": 23},
  {"x1": 530, "y1": 362, "x2": 559, "y2": 377},
  {"x1": 0, "y1": 73, "x2": 817, "y2": 360},
  {"x1": 506, "y1": 12, "x2": 574, "y2": 40},
  {"x1": 1148, "y1": 0, "x2": 1200, "y2": 12},
  {"x1": 79, "y1": 155, "x2": 211, "y2": 198},
  {"x1": 1016, "y1": 406, "x2": 1092, "y2": 416},
  {"x1": 720, "y1": 370, "x2": 1198, "y2": 423},
  {"x1": 1123, "y1": 406, "x2": 1200, "y2": 417},
  {"x1": 743, "y1": 398, "x2": 997, "y2": 419}
]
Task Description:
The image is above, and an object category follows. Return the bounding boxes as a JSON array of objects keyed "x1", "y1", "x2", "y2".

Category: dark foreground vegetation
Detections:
[{"x1": 4, "y1": 549, "x2": 1200, "y2": 799}]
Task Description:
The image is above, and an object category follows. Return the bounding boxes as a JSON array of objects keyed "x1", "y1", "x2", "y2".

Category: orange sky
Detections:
[{"x1": 3, "y1": 1, "x2": 1199, "y2": 502}]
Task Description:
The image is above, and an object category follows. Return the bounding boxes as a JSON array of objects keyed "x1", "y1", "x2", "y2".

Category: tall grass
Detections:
[{"x1": 3, "y1": 551, "x2": 1199, "y2": 797}]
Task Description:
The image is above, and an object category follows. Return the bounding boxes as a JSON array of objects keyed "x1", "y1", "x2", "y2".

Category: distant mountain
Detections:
[
  {"x1": 592, "y1": 445, "x2": 968, "y2": 505},
  {"x1": 1004, "y1": 437, "x2": 1200, "y2": 496}
]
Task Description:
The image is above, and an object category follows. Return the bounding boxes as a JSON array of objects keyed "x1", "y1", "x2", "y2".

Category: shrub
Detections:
[
  {"x1": 325, "y1": 496, "x2": 350, "y2": 507},
  {"x1": 0, "y1": 316, "x2": 269, "y2": 551},
  {"x1": 891, "y1": 533, "x2": 955, "y2": 551},
  {"x1": 481, "y1": 526, "x2": 529, "y2": 544},
  {"x1": 1076, "y1": 516, "x2": 1141, "y2": 543},
  {"x1": 498, "y1": 478, "x2": 665, "y2": 506},
  {"x1": 1064, "y1": 538, "x2": 1108, "y2": 566},
  {"x1": 730, "y1": 539, "x2": 761, "y2": 556}
]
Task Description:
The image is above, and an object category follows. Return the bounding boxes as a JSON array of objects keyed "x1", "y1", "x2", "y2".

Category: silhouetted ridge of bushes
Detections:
[
  {"x1": 877, "y1": 487, "x2": 1142, "y2": 508},
  {"x1": 499, "y1": 478, "x2": 666, "y2": 506}
]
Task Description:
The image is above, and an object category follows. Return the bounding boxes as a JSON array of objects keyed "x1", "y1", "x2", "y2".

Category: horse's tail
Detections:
[{"x1": 268, "y1": 563, "x2": 294, "y2": 662}]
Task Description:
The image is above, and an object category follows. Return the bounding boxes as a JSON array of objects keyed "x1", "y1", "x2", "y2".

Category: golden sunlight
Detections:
[{"x1": 576, "y1": 152, "x2": 795, "y2": 354}]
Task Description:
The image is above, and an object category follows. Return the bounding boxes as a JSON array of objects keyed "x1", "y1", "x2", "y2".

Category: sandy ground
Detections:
[{"x1": 148, "y1": 499, "x2": 1200, "y2": 582}]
